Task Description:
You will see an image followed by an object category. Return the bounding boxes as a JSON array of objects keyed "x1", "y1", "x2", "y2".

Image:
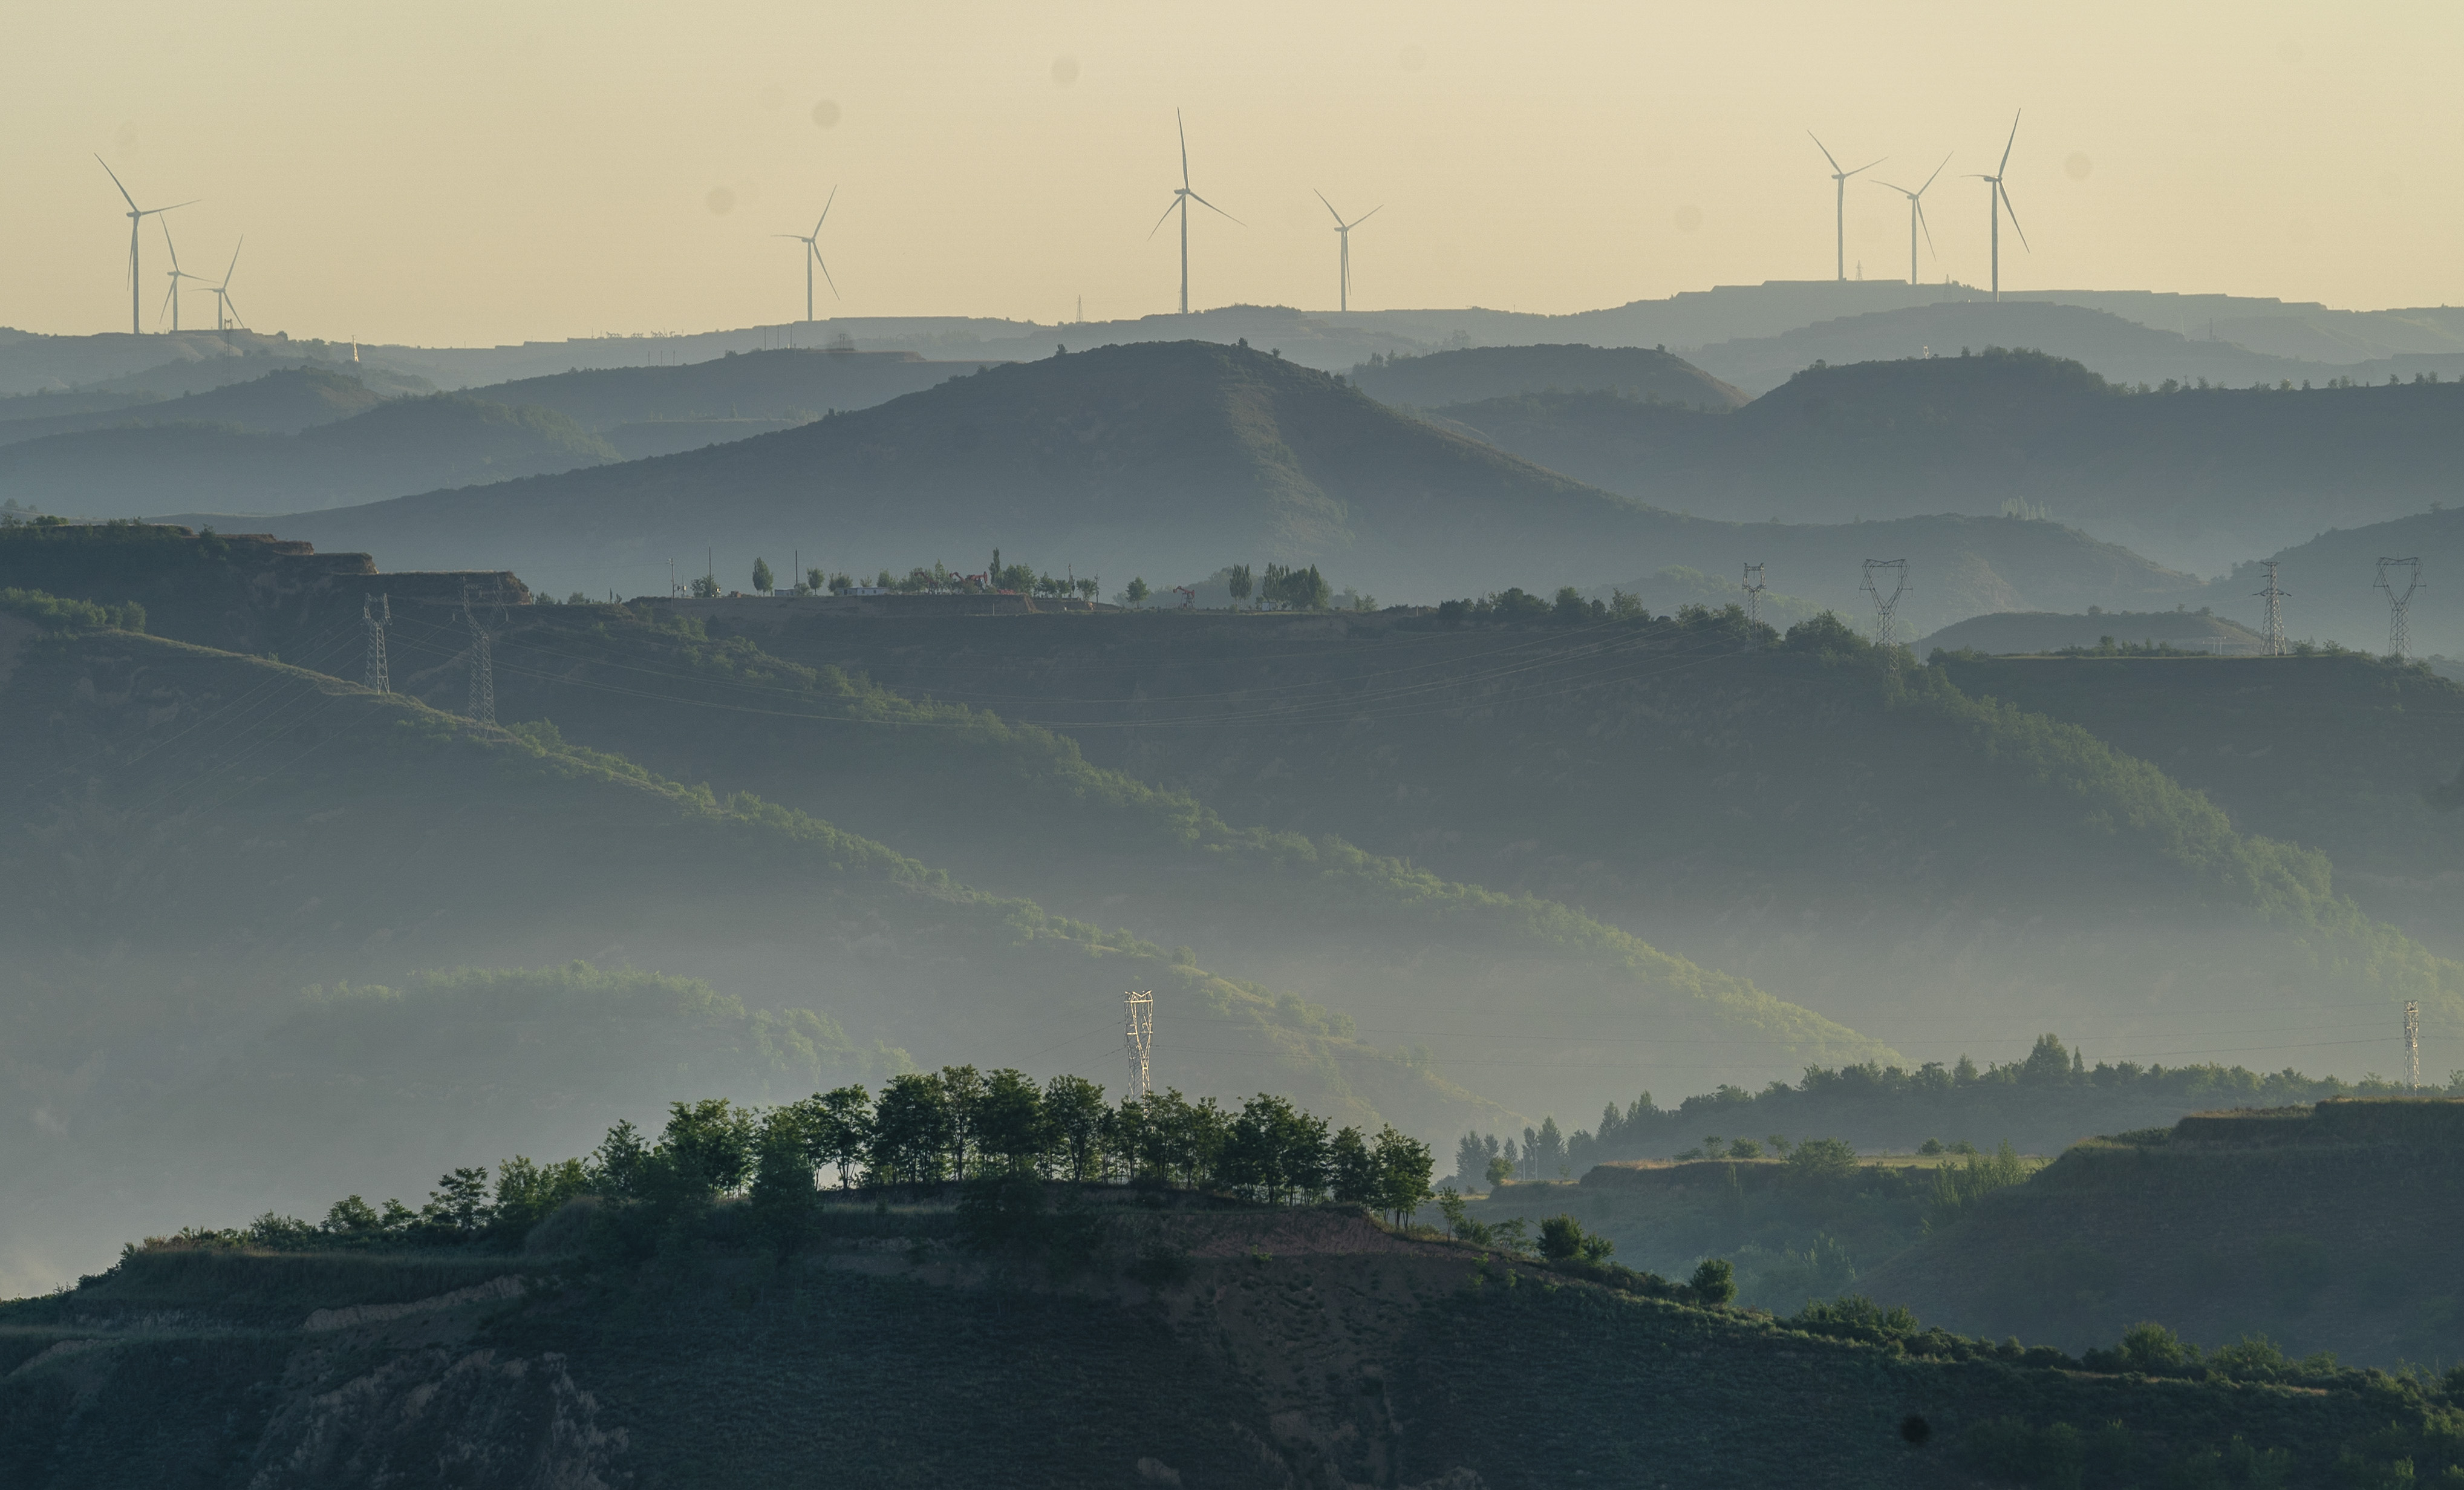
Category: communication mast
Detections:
[
  {"x1": 361, "y1": 593, "x2": 391, "y2": 693},
  {"x1": 2405, "y1": 999, "x2": 2421, "y2": 1093},
  {"x1": 2255, "y1": 561, "x2": 2289, "y2": 656},
  {"x1": 1860, "y1": 559, "x2": 1909, "y2": 650},
  {"x1": 1741, "y1": 563, "x2": 1767, "y2": 627},
  {"x1": 1123, "y1": 990, "x2": 1155, "y2": 1099},
  {"x1": 2375, "y1": 557, "x2": 2423, "y2": 659}
]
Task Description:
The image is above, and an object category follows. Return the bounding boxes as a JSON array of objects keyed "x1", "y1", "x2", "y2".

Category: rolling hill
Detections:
[
  {"x1": 240, "y1": 339, "x2": 2203, "y2": 629},
  {"x1": 2229, "y1": 505, "x2": 2464, "y2": 658},
  {"x1": 1919, "y1": 609, "x2": 2268, "y2": 656},
  {"x1": 461, "y1": 345, "x2": 1007, "y2": 428},
  {"x1": 0, "y1": 366, "x2": 384, "y2": 446},
  {"x1": 1426, "y1": 345, "x2": 2464, "y2": 577},
  {"x1": 1348, "y1": 342, "x2": 1746, "y2": 411},
  {"x1": 0, "y1": 391, "x2": 620, "y2": 517}
]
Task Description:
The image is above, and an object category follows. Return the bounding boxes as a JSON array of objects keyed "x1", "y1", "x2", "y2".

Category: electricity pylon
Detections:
[
  {"x1": 2406, "y1": 999, "x2": 2421, "y2": 1093},
  {"x1": 2255, "y1": 561, "x2": 2288, "y2": 656},
  {"x1": 2376, "y1": 557, "x2": 2422, "y2": 659},
  {"x1": 362, "y1": 593, "x2": 390, "y2": 692},
  {"x1": 1861, "y1": 559, "x2": 1909, "y2": 649},
  {"x1": 464, "y1": 607, "x2": 495, "y2": 724},
  {"x1": 1742, "y1": 563, "x2": 1767, "y2": 627},
  {"x1": 1123, "y1": 990, "x2": 1155, "y2": 1099}
]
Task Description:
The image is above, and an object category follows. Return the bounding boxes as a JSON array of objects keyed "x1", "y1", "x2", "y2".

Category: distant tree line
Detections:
[
  {"x1": 1453, "y1": 1035, "x2": 2431, "y2": 1189},
  {"x1": 144, "y1": 1069, "x2": 1438, "y2": 1257},
  {"x1": 0, "y1": 587, "x2": 145, "y2": 635}
]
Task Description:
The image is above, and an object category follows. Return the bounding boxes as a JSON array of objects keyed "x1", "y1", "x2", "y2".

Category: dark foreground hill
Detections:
[
  {"x1": 247, "y1": 340, "x2": 2202, "y2": 627},
  {"x1": 1431, "y1": 347, "x2": 2464, "y2": 581},
  {"x1": 1862, "y1": 1099, "x2": 2464, "y2": 1365},
  {"x1": 1348, "y1": 342, "x2": 1747, "y2": 410},
  {"x1": 5, "y1": 1197, "x2": 2454, "y2": 1488},
  {"x1": 0, "y1": 392, "x2": 620, "y2": 518}
]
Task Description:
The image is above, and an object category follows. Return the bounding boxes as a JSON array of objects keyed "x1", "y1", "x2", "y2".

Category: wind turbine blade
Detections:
[
  {"x1": 158, "y1": 215, "x2": 183, "y2": 271},
  {"x1": 1315, "y1": 188, "x2": 1345, "y2": 227},
  {"x1": 815, "y1": 184, "x2": 836, "y2": 234},
  {"x1": 222, "y1": 238, "x2": 243, "y2": 288},
  {"x1": 222, "y1": 295, "x2": 244, "y2": 327},
  {"x1": 154, "y1": 198, "x2": 202, "y2": 215},
  {"x1": 1178, "y1": 108, "x2": 1190, "y2": 189},
  {"x1": 1999, "y1": 109, "x2": 2022, "y2": 176},
  {"x1": 1350, "y1": 205, "x2": 1382, "y2": 228},
  {"x1": 1186, "y1": 191, "x2": 1239, "y2": 224},
  {"x1": 813, "y1": 246, "x2": 839, "y2": 298},
  {"x1": 157, "y1": 279, "x2": 176, "y2": 328},
  {"x1": 1918, "y1": 151, "x2": 1952, "y2": 195},
  {"x1": 1915, "y1": 200, "x2": 1936, "y2": 256},
  {"x1": 1846, "y1": 157, "x2": 1885, "y2": 178},
  {"x1": 1147, "y1": 197, "x2": 1182, "y2": 240},
  {"x1": 95, "y1": 155, "x2": 140, "y2": 211},
  {"x1": 2000, "y1": 183, "x2": 2030, "y2": 250},
  {"x1": 1807, "y1": 131, "x2": 1843, "y2": 173},
  {"x1": 1871, "y1": 180, "x2": 1915, "y2": 195}
]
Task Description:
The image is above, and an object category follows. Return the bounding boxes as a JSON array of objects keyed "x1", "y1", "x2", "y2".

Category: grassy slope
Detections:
[{"x1": 2, "y1": 1203, "x2": 2446, "y2": 1488}]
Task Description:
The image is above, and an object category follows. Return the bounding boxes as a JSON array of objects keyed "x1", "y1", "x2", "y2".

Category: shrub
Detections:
[
  {"x1": 1786, "y1": 1137, "x2": 1858, "y2": 1179},
  {"x1": 1687, "y1": 1257, "x2": 1736, "y2": 1306},
  {"x1": 1537, "y1": 1215, "x2": 1613, "y2": 1263}
]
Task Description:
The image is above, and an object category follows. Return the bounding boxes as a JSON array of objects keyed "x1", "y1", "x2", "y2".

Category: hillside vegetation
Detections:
[
  {"x1": 5, "y1": 1188, "x2": 2457, "y2": 1488},
  {"x1": 1348, "y1": 342, "x2": 1747, "y2": 410},
  {"x1": 0, "y1": 366, "x2": 383, "y2": 446},
  {"x1": 255, "y1": 339, "x2": 2200, "y2": 626},
  {"x1": 0, "y1": 391, "x2": 619, "y2": 518}
]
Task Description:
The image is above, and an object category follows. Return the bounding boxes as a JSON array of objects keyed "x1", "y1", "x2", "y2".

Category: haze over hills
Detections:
[
  {"x1": 0, "y1": 365, "x2": 383, "y2": 445},
  {"x1": 2232, "y1": 506, "x2": 2464, "y2": 659},
  {"x1": 1424, "y1": 347, "x2": 2464, "y2": 580},
  {"x1": 235, "y1": 339, "x2": 2206, "y2": 628},
  {"x1": 0, "y1": 390, "x2": 621, "y2": 517},
  {"x1": 1346, "y1": 342, "x2": 1747, "y2": 411}
]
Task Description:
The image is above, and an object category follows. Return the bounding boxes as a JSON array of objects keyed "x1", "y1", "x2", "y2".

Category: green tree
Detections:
[
  {"x1": 938, "y1": 1065, "x2": 987, "y2": 1178},
  {"x1": 1372, "y1": 1123, "x2": 1433, "y2": 1225},
  {"x1": 1228, "y1": 564, "x2": 1253, "y2": 608},
  {"x1": 749, "y1": 1108, "x2": 822, "y2": 1248},
  {"x1": 811, "y1": 1085, "x2": 872, "y2": 1188},
  {"x1": 1126, "y1": 577, "x2": 1151, "y2": 607},
  {"x1": 806, "y1": 566, "x2": 826, "y2": 593},
  {"x1": 688, "y1": 573, "x2": 721, "y2": 598},
  {"x1": 868, "y1": 1073, "x2": 953, "y2": 1184},
  {"x1": 1786, "y1": 1136, "x2": 1859, "y2": 1180},
  {"x1": 1042, "y1": 1074, "x2": 1109, "y2": 1181},
  {"x1": 1539, "y1": 1214, "x2": 1614, "y2": 1263},
  {"x1": 592, "y1": 1120, "x2": 650, "y2": 1197},
  {"x1": 1331, "y1": 1126, "x2": 1380, "y2": 1204},
  {"x1": 660, "y1": 1099, "x2": 758, "y2": 1197},
  {"x1": 490, "y1": 1155, "x2": 589, "y2": 1237},
  {"x1": 1484, "y1": 1153, "x2": 1514, "y2": 1190},
  {"x1": 1688, "y1": 1257, "x2": 1738, "y2": 1306},
  {"x1": 973, "y1": 1068, "x2": 1048, "y2": 1175},
  {"x1": 417, "y1": 1166, "x2": 494, "y2": 1241},
  {"x1": 1075, "y1": 577, "x2": 1099, "y2": 603},
  {"x1": 1225, "y1": 1094, "x2": 1329, "y2": 1203},
  {"x1": 752, "y1": 557, "x2": 774, "y2": 594}
]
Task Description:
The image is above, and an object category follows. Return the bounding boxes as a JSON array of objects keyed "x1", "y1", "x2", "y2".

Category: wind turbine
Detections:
[
  {"x1": 1148, "y1": 109, "x2": 1237, "y2": 315},
  {"x1": 1969, "y1": 112, "x2": 2029, "y2": 301},
  {"x1": 1808, "y1": 134, "x2": 1883, "y2": 282},
  {"x1": 1314, "y1": 192, "x2": 1381, "y2": 313},
  {"x1": 775, "y1": 188, "x2": 839, "y2": 322},
  {"x1": 1871, "y1": 154, "x2": 1952, "y2": 286},
  {"x1": 158, "y1": 220, "x2": 212, "y2": 333},
  {"x1": 205, "y1": 239, "x2": 247, "y2": 342},
  {"x1": 96, "y1": 156, "x2": 198, "y2": 336}
]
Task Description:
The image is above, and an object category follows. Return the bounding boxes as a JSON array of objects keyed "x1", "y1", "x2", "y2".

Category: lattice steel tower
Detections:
[
  {"x1": 1861, "y1": 559, "x2": 1909, "y2": 649},
  {"x1": 2376, "y1": 557, "x2": 2422, "y2": 659},
  {"x1": 1123, "y1": 990, "x2": 1155, "y2": 1099},
  {"x1": 2406, "y1": 999, "x2": 2421, "y2": 1093},
  {"x1": 2255, "y1": 561, "x2": 2289, "y2": 656},
  {"x1": 361, "y1": 593, "x2": 391, "y2": 693},
  {"x1": 1741, "y1": 563, "x2": 1767, "y2": 627}
]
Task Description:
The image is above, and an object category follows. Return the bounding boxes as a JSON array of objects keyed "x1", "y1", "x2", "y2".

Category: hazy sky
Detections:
[{"x1": 7, "y1": 1, "x2": 2462, "y2": 346}]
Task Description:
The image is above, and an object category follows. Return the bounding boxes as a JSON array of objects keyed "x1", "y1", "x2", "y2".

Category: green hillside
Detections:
[
  {"x1": 5, "y1": 1194, "x2": 2454, "y2": 1488},
  {"x1": 1349, "y1": 342, "x2": 1747, "y2": 410},
  {"x1": 0, "y1": 366, "x2": 382, "y2": 446},
  {"x1": 252, "y1": 339, "x2": 2201, "y2": 627},
  {"x1": 719, "y1": 601, "x2": 2464, "y2": 1080},
  {"x1": 1934, "y1": 653, "x2": 2464, "y2": 955},
  {"x1": 0, "y1": 392, "x2": 618, "y2": 518},
  {"x1": 1860, "y1": 1099, "x2": 2464, "y2": 1364},
  {"x1": 465, "y1": 345, "x2": 1005, "y2": 426},
  {"x1": 1920, "y1": 608, "x2": 2267, "y2": 655}
]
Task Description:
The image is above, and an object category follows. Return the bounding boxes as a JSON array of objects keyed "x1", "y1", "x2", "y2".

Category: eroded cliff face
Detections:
[{"x1": 249, "y1": 1344, "x2": 625, "y2": 1490}]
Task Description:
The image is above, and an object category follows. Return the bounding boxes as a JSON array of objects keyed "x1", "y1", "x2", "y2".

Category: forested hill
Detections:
[
  {"x1": 0, "y1": 365, "x2": 383, "y2": 445},
  {"x1": 1348, "y1": 342, "x2": 1747, "y2": 410},
  {"x1": 249, "y1": 339, "x2": 2200, "y2": 626}
]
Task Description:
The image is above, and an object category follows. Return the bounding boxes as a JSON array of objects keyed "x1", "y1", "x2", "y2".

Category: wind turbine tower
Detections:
[
  {"x1": 1809, "y1": 134, "x2": 1883, "y2": 282},
  {"x1": 206, "y1": 240, "x2": 247, "y2": 341},
  {"x1": 1872, "y1": 154, "x2": 1952, "y2": 286},
  {"x1": 1149, "y1": 110, "x2": 1237, "y2": 315},
  {"x1": 1970, "y1": 113, "x2": 2029, "y2": 301},
  {"x1": 1314, "y1": 191, "x2": 1381, "y2": 313},
  {"x1": 96, "y1": 156, "x2": 198, "y2": 336},
  {"x1": 776, "y1": 188, "x2": 839, "y2": 323}
]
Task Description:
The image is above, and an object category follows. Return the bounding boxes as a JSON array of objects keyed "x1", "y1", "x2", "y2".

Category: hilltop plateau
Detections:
[
  {"x1": 1862, "y1": 1099, "x2": 2464, "y2": 1364},
  {"x1": 1918, "y1": 609, "x2": 2267, "y2": 656},
  {"x1": 5, "y1": 1181, "x2": 2456, "y2": 1489},
  {"x1": 247, "y1": 340, "x2": 2202, "y2": 627},
  {"x1": 1422, "y1": 345, "x2": 2464, "y2": 578}
]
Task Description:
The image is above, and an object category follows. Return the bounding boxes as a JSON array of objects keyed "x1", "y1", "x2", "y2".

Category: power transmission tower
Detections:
[
  {"x1": 2255, "y1": 561, "x2": 2289, "y2": 656},
  {"x1": 1860, "y1": 559, "x2": 1909, "y2": 650},
  {"x1": 1123, "y1": 990, "x2": 1155, "y2": 1099},
  {"x1": 464, "y1": 606, "x2": 495, "y2": 724},
  {"x1": 1741, "y1": 563, "x2": 1767, "y2": 626},
  {"x1": 2405, "y1": 999, "x2": 2420, "y2": 1093},
  {"x1": 2375, "y1": 557, "x2": 2422, "y2": 659},
  {"x1": 361, "y1": 593, "x2": 390, "y2": 693}
]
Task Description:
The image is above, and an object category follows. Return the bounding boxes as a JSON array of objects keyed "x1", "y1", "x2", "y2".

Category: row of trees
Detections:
[
  {"x1": 160, "y1": 1070, "x2": 1439, "y2": 1256},
  {"x1": 711, "y1": 555, "x2": 1104, "y2": 601}
]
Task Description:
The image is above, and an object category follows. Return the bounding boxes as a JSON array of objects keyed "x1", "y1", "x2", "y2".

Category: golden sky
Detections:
[{"x1": 6, "y1": 1, "x2": 2460, "y2": 345}]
